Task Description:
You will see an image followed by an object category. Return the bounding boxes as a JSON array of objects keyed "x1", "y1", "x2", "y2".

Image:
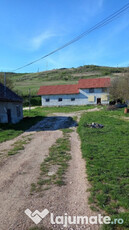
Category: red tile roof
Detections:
[
  {"x1": 37, "y1": 78, "x2": 110, "y2": 95},
  {"x1": 78, "y1": 77, "x2": 110, "y2": 89},
  {"x1": 38, "y1": 84, "x2": 79, "y2": 95}
]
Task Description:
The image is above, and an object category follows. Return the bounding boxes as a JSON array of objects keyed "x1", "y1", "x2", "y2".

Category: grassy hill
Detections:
[{"x1": 0, "y1": 65, "x2": 128, "y2": 96}]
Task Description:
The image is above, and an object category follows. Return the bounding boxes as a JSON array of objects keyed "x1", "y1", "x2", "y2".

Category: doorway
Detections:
[
  {"x1": 7, "y1": 109, "x2": 12, "y2": 123},
  {"x1": 97, "y1": 98, "x2": 101, "y2": 104}
]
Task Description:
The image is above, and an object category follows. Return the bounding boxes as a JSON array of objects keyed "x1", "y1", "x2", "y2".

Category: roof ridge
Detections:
[{"x1": 37, "y1": 77, "x2": 111, "y2": 96}]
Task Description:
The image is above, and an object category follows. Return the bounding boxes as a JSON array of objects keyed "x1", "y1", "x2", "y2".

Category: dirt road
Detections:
[{"x1": 0, "y1": 111, "x2": 100, "y2": 230}]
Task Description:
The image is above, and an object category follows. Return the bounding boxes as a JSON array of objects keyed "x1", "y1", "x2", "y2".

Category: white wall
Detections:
[
  {"x1": 0, "y1": 101, "x2": 23, "y2": 123},
  {"x1": 41, "y1": 88, "x2": 109, "y2": 107}
]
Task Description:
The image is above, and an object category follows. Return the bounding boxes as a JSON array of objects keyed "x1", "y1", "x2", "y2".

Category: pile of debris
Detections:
[{"x1": 85, "y1": 122, "x2": 104, "y2": 129}]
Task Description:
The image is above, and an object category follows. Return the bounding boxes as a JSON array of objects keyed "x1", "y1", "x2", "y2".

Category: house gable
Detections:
[{"x1": 0, "y1": 83, "x2": 22, "y2": 103}]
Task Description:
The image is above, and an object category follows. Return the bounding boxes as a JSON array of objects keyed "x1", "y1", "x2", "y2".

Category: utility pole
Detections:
[
  {"x1": 29, "y1": 88, "x2": 31, "y2": 112},
  {"x1": 46, "y1": 61, "x2": 48, "y2": 71},
  {"x1": 4, "y1": 72, "x2": 6, "y2": 97}
]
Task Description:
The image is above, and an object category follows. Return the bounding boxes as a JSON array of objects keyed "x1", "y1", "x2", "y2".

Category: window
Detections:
[
  {"x1": 89, "y1": 88, "x2": 94, "y2": 93},
  {"x1": 16, "y1": 105, "x2": 21, "y2": 117},
  {"x1": 46, "y1": 98, "x2": 50, "y2": 102},
  {"x1": 71, "y1": 98, "x2": 75, "y2": 101},
  {"x1": 102, "y1": 88, "x2": 107, "y2": 93},
  {"x1": 88, "y1": 96, "x2": 95, "y2": 102},
  {"x1": 101, "y1": 95, "x2": 108, "y2": 101},
  {"x1": 58, "y1": 98, "x2": 62, "y2": 102}
]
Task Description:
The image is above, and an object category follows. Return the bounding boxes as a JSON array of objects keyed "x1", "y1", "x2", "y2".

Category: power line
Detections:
[{"x1": 13, "y1": 2, "x2": 129, "y2": 72}]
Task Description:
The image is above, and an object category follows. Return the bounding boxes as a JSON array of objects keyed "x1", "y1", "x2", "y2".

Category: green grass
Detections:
[
  {"x1": 14, "y1": 79, "x2": 78, "y2": 95},
  {"x1": 31, "y1": 129, "x2": 72, "y2": 193},
  {"x1": 105, "y1": 106, "x2": 129, "y2": 117},
  {"x1": 0, "y1": 109, "x2": 46, "y2": 143},
  {"x1": 25, "y1": 104, "x2": 96, "y2": 113},
  {"x1": 8, "y1": 136, "x2": 32, "y2": 156},
  {"x1": 78, "y1": 109, "x2": 129, "y2": 229},
  {"x1": 0, "y1": 116, "x2": 44, "y2": 143}
]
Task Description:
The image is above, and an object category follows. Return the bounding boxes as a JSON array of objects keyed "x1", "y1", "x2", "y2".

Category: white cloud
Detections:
[{"x1": 30, "y1": 31, "x2": 56, "y2": 50}]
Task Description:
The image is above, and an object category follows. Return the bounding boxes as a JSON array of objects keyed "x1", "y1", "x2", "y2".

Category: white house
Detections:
[
  {"x1": 37, "y1": 77, "x2": 110, "y2": 107},
  {"x1": 0, "y1": 83, "x2": 23, "y2": 123}
]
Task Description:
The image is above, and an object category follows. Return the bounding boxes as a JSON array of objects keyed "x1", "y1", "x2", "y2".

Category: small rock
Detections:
[{"x1": 48, "y1": 171, "x2": 55, "y2": 176}]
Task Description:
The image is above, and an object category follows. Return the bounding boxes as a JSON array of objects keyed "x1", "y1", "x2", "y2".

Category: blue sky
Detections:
[{"x1": 0, "y1": 0, "x2": 129, "y2": 73}]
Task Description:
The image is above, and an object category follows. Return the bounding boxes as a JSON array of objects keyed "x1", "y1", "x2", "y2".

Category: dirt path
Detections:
[
  {"x1": 23, "y1": 106, "x2": 42, "y2": 110},
  {"x1": 52, "y1": 107, "x2": 100, "y2": 122},
  {"x1": 0, "y1": 129, "x2": 62, "y2": 230},
  {"x1": 64, "y1": 130, "x2": 99, "y2": 229},
  {"x1": 0, "y1": 111, "x2": 100, "y2": 230}
]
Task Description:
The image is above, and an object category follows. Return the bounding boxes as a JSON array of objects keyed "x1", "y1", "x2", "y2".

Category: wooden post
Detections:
[{"x1": 29, "y1": 88, "x2": 31, "y2": 111}]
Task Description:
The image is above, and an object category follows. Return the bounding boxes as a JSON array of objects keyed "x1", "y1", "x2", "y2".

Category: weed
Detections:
[{"x1": 30, "y1": 183, "x2": 36, "y2": 193}]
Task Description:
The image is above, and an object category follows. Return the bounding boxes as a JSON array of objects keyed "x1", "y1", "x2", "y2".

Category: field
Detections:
[{"x1": 78, "y1": 108, "x2": 129, "y2": 229}]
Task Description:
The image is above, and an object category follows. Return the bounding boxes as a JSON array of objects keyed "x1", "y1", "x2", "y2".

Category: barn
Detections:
[
  {"x1": 38, "y1": 77, "x2": 110, "y2": 107},
  {"x1": 0, "y1": 83, "x2": 23, "y2": 123}
]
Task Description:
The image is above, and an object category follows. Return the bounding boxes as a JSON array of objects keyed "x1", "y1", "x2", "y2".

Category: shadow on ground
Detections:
[
  {"x1": 0, "y1": 116, "x2": 45, "y2": 133},
  {"x1": 27, "y1": 116, "x2": 77, "y2": 132}
]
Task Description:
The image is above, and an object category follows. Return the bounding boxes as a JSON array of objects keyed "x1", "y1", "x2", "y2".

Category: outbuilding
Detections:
[{"x1": 0, "y1": 83, "x2": 23, "y2": 123}]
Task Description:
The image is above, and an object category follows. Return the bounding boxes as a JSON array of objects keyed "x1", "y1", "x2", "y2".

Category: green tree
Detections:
[
  {"x1": 110, "y1": 76, "x2": 129, "y2": 103},
  {"x1": 0, "y1": 73, "x2": 14, "y2": 90}
]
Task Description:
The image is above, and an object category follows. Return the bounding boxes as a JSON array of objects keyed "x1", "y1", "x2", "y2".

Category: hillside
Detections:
[{"x1": 0, "y1": 65, "x2": 128, "y2": 96}]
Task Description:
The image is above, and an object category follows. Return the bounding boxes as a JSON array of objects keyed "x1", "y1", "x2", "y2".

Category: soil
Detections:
[{"x1": 0, "y1": 109, "x2": 100, "y2": 230}]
